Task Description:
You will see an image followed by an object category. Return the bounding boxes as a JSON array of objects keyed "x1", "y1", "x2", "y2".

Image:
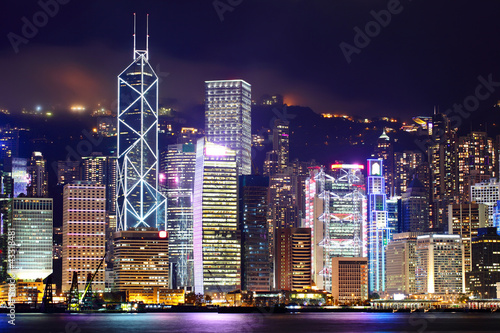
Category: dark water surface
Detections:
[{"x1": 2, "y1": 312, "x2": 500, "y2": 333}]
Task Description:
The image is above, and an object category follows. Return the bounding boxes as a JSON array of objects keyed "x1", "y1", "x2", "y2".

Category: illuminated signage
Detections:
[
  {"x1": 368, "y1": 160, "x2": 382, "y2": 176},
  {"x1": 159, "y1": 231, "x2": 167, "y2": 238},
  {"x1": 331, "y1": 164, "x2": 364, "y2": 170},
  {"x1": 205, "y1": 144, "x2": 227, "y2": 156}
]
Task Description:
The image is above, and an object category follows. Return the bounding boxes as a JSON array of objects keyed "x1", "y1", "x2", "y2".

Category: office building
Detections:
[
  {"x1": 263, "y1": 119, "x2": 289, "y2": 176},
  {"x1": 193, "y1": 139, "x2": 241, "y2": 294},
  {"x1": 27, "y1": 152, "x2": 48, "y2": 198},
  {"x1": 205, "y1": 79, "x2": 252, "y2": 175},
  {"x1": 400, "y1": 177, "x2": 430, "y2": 232},
  {"x1": 457, "y1": 132, "x2": 496, "y2": 202},
  {"x1": 161, "y1": 143, "x2": 196, "y2": 289},
  {"x1": 62, "y1": 181, "x2": 106, "y2": 292},
  {"x1": 7, "y1": 198, "x2": 53, "y2": 280},
  {"x1": 386, "y1": 232, "x2": 423, "y2": 295},
  {"x1": 415, "y1": 234, "x2": 464, "y2": 294},
  {"x1": 239, "y1": 175, "x2": 271, "y2": 291},
  {"x1": 113, "y1": 230, "x2": 169, "y2": 291},
  {"x1": 448, "y1": 203, "x2": 487, "y2": 273},
  {"x1": 331, "y1": 257, "x2": 368, "y2": 305},
  {"x1": 467, "y1": 227, "x2": 500, "y2": 298},
  {"x1": 116, "y1": 28, "x2": 166, "y2": 231},
  {"x1": 367, "y1": 159, "x2": 390, "y2": 293},
  {"x1": 394, "y1": 151, "x2": 424, "y2": 196},
  {"x1": 470, "y1": 178, "x2": 500, "y2": 224},
  {"x1": 82, "y1": 152, "x2": 117, "y2": 214},
  {"x1": 304, "y1": 164, "x2": 367, "y2": 292},
  {"x1": 275, "y1": 227, "x2": 312, "y2": 291}
]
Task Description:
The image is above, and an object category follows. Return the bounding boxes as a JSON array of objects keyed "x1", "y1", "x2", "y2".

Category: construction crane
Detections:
[{"x1": 67, "y1": 255, "x2": 105, "y2": 312}]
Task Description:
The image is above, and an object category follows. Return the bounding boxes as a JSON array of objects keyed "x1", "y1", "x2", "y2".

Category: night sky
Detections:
[{"x1": 2, "y1": 0, "x2": 500, "y2": 119}]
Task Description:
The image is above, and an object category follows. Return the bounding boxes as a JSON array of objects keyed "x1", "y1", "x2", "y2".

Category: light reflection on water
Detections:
[{"x1": 2, "y1": 312, "x2": 500, "y2": 333}]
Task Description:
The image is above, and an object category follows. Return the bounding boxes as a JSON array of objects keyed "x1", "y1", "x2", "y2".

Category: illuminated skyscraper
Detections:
[
  {"x1": 457, "y1": 132, "x2": 496, "y2": 202},
  {"x1": 373, "y1": 129, "x2": 394, "y2": 196},
  {"x1": 470, "y1": 178, "x2": 500, "y2": 224},
  {"x1": 116, "y1": 17, "x2": 166, "y2": 231},
  {"x1": 162, "y1": 143, "x2": 196, "y2": 289},
  {"x1": 82, "y1": 152, "x2": 117, "y2": 214},
  {"x1": 27, "y1": 151, "x2": 48, "y2": 198},
  {"x1": 205, "y1": 79, "x2": 251, "y2": 175},
  {"x1": 56, "y1": 160, "x2": 81, "y2": 185},
  {"x1": 62, "y1": 181, "x2": 105, "y2": 292},
  {"x1": 7, "y1": 198, "x2": 53, "y2": 280},
  {"x1": 415, "y1": 234, "x2": 464, "y2": 294},
  {"x1": 275, "y1": 227, "x2": 312, "y2": 291},
  {"x1": 264, "y1": 119, "x2": 289, "y2": 176},
  {"x1": 394, "y1": 151, "x2": 424, "y2": 196},
  {"x1": 367, "y1": 159, "x2": 390, "y2": 293},
  {"x1": 448, "y1": 203, "x2": 487, "y2": 274},
  {"x1": 304, "y1": 164, "x2": 367, "y2": 292},
  {"x1": 193, "y1": 139, "x2": 241, "y2": 294},
  {"x1": 239, "y1": 175, "x2": 271, "y2": 291},
  {"x1": 400, "y1": 177, "x2": 430, "y2": 232}
]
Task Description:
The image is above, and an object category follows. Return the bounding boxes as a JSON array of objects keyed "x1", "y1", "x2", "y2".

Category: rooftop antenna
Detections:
[
  {"x1": 133, "y1": 13, "x2": 136, "y2": 59},
  {"x1": 146, "y1": 13, "x2": 149, "y2": 60}
]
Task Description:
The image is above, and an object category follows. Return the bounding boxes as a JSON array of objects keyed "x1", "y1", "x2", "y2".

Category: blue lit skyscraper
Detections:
[
  {"x1": 116, "y1": 15, "x2": 166, "y2": 231},
  {"x1": 367, "y1": 159, "x2": 390, "y2": 293}
]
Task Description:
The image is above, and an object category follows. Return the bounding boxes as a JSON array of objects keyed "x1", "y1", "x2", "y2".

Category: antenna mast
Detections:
[
  {"x1": 146, "y1": 13, "x2": 149, "y2": 60},
  {"x1": 133, "y1": 13, "x2": 137, "y2": 59}
]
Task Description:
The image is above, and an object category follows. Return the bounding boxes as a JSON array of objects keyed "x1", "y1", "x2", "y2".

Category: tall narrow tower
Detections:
[{"x1": 116, "y1": 14, "x2": 166, "y2": 231}]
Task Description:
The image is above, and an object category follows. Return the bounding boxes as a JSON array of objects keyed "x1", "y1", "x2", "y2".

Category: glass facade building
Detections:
[
  {"x1": 193, "y1": 139, "x2": 241, "y2": 294},
  {"x1": 162, "y1": 143, "x2": 196, "y2": 289},
  {"x1": 8, "y1": 198, "x2": 53, "y2": 280},
  {"x1": 116, "y1": 37, "x2": 166, "y2": 231},
  {"x1": 205, "y1": 80, "x2": 251, "y2": 176},
  {"x1": 304, "y1": 164, "x2": 367, "y2": 292},
  {"x1": 367, "y1": 159, "x2": 390, "y2": 293}
]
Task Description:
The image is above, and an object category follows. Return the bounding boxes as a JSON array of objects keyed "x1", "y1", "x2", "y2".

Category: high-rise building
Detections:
[
  {"x1": 448, "y1": 203, "x2": 488, "y2": 274},
  {"x1": 56, "y1": 160, "x2": 81, "y2": 185},
  {"x1": 5, "y1": 157, "x2": 29, "y2": 198},
  {"x1": 205, "y1": 79, "x2": 252, "y2": 175},
  {"x1": 457, "y1": 132, "x2": 496, "y2": 202},
  {"x1": 7, "y1": 198, "x2": 53, "y2": 280},
  {"x1": 62, "y1": 181, "x2": 106, "y2": 292},
  {"x1": 394, "y1": 151, "x2": 424, "y2": 196},
  {"x1": 27, "y1": 152, "x2": 48, "y2": 198},
  {"x1": 467, "y1": 227, "x2": 500, "y2": 298},
  {"x1": 275, "y1": 227, "x2": 312, "y2": 291},
  {"x1": 415, "y1": 234, "x2": 464, "y2": 294},
  {"x1": 470, "y1": 178, "x2": 500, "y2": 224},
  {"x1": 373, "y1": 129, "x2": 394, "y2": 196},
  {"x1": 113, "y1": 230, "x2": 169, "y2": 291},
  {"x1": 428, "y1": 113, "x2": 457, "y2": 232},
  {"x1": 385, "y1": 232, "x2": 423, "y2": 295},
  {"x1": 400, "y1": 177, "x2": 430, "y2": 232},
  {"x1": 239, "y1": 175, "x2": 271, "y2": 291},
  {"x1": 161, "y1": 143, "x2": 196, "y2": 289},
  {"x1": 116, "y1": 26, "x2": 166, "y2": 231},
  {"x1": 264, "y1": 119, "x2": 289, "y2": 176},
  {"x1": 331, "y1": 257, "x2": 368, "y2": 305},
  {"x1": 304, "y1": 164, "x2": 366, "y2": 292},
  {"x1": 82, "y1": 152, "x2": 117, "y2": 214},
  {"x1": 367, "y1": 159, "x2": 390, "y2": 293},
  {"x1": 193, "y1": 139, "x2": 241, "y2": 294}
]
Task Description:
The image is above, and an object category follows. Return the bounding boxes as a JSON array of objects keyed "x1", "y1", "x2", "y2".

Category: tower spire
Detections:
[{"x1": 133, "y1": 13, "x2": 136, "y2": 59}]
